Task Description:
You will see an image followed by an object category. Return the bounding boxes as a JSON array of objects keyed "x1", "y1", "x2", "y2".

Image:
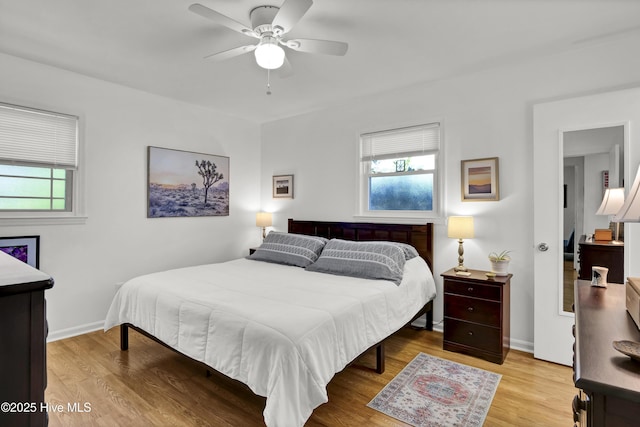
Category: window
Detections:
[
  {"x1": 359, "y1": 123, "x2": 441, "y2": 218},
  {"x1": 0, "y1": 102, "x2": 78, "y2": 214}
]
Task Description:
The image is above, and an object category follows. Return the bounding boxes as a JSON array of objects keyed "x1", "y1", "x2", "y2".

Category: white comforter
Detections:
[{"x1": 104, "y1": 256, "x2": 436, "y2": 427}]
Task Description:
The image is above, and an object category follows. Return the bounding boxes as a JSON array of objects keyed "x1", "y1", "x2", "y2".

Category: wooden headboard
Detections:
[{"x1": 287, "y1": 218, "x2": 434, "y2": 271}]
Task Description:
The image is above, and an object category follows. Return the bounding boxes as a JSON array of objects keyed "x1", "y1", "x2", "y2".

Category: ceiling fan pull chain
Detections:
[{"x1": 266, "y1": 69, "x2": 272, "y2": 95}]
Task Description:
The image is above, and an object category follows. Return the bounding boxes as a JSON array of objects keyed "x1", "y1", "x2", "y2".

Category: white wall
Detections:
[
  {"x1": 260, "y1": 34, "x2": 640, "y2": 350},
  {"x1": 0, "y1": 53, "x2": 262, "y2": 340}
]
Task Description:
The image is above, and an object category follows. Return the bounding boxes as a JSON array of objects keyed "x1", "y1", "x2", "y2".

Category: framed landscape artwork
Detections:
[
  {"x1": 148, "y1": 146, "x2": 230, "y2": 217},
  {"x1": 273, "y1": 175, "x2": 294, "y2": 198},
  {"x1": 461, "y1": 157, "x2": 500, "y2": 201},
  {"x1": 0, "y1": 235, "x2": 40, "y2": 268}
]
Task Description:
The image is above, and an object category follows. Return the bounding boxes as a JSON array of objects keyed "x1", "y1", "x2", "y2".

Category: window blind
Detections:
[
  {"x1": 0, "y1": 103, "x2": 78, "y2": 169},
  {"x1": 361, "y1": 123, "x2": 440, "y2": 161}
]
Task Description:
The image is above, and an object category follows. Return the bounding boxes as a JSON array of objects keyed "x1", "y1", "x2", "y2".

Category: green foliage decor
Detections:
[{"x1": 488, "y1": 250, "x2": 511, "y2": 262}]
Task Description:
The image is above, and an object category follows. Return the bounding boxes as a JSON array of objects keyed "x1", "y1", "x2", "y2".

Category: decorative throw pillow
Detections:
[
  {"x1": 391, "y1": 242, "x2": 419, "y2": 260},
  {"x1": 247, "y1": 232, "x2": 328, "y2": 268},
  {"x1": 305, "y1": 239, "x2": 406, "y2": 285}
]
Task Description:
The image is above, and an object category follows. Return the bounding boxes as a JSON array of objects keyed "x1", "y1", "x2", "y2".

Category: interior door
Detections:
[{"x1": 533, "y1": 89, "x2": 635, "y2": 366}]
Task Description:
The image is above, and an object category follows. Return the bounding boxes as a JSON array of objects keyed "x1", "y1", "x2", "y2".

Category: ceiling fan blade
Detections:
[
  {"x1": 203, "y1": 44, "x2": 257, "y2": 61},
  {"x1": 272, "y1": 0, "x2": 313, "y2": 35},
  {"x1": 285, "y1": 39, "x2": 348, "y2": 56},
  {"x1": 189, "y1": 3, "x2": 257, "y2": 37},
  {"x1": 278, "y1": 57, "x2": 294, "y2": 78}
]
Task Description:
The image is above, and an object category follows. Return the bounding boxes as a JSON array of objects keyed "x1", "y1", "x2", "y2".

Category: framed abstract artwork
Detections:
[
  {"x1": 0, "y1": 235, "x2": 40, "y2": 268},
  {"x1": 147, "y1": 146, "x2": 230, "y2": 218},
  {"x1": 273, "y1": 175, "x2": 294, "y2": 199},
  {"x1": 461, "y1": 157, "x2": 500, "y2": 201}
]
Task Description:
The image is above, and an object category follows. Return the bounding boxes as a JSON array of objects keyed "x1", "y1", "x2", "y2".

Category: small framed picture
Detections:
[
  {"x1": 273, "y1": 175, "x2": 294, "y2": 199},
  {"x1": 0, "y1": 235, "x2": 40, "y2": 268},
  {"x1": 461, "y1": 157, "x2": 500, "y2": 201}
]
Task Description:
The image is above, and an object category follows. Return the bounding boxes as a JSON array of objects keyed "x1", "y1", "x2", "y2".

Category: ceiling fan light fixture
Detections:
[{"x1": 255, "y1": 37, "x2": 285, "y2": 70}]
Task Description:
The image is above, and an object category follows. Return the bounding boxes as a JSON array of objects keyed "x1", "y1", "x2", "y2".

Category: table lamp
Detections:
[
  {"x1": 256, "y1": 212, "x2": 272, "y2": 240},
  {"x1": 595, "y1": 187, "x2": 625, "y2": 244},
  {"x1": 447, "y1": 216, "x2": 474, "y2": 271}
]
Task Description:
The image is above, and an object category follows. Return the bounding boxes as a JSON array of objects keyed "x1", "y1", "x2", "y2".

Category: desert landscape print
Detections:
[
  {"x1": 468, "y1": 166, "x2": 492, "y2": 194},
  {"x1": 147, "y1": 146, "x2": 229, "y2": 218}
]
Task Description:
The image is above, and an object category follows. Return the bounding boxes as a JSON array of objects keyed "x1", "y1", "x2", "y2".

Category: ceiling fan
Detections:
[{"x1": 188, "y1": 0, "x2": 348, "y2": 74}]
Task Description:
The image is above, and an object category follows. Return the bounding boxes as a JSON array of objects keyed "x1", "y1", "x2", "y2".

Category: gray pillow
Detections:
[
  {"x1": 391, "y1": 242, "x2": 419, "y2": 260},
  {"x1": 306, "y1": 239, "x2": 406, "y2": 285},
  {"x1": 247, "y1": 232, "x2": 328, "y2": 268}
]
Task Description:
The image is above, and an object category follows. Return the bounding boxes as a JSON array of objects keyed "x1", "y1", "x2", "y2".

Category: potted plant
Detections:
[{"x1": 489, "y1": 250, "x2": 511, "y2": 276}]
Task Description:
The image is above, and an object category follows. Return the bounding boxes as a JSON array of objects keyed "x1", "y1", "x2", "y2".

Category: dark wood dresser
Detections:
[
  {"x1": 578, "y1": 236, "x2": 624, "y2": 284},
  {"x1": 441, "y1": 268, "x2": 511, "y2": 364},
  {"x1": 573, "y1": 280, "x2": 640, "y2": 427},
  {"x1": 0, "y1": 251, "x2": 54, "y2": 427}
]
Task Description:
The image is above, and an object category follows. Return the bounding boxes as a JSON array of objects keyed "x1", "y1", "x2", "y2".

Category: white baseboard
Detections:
[
  {"x1": 509, "y1": 337, "x2": 534, "y2": 354},
  {"x1": 47, "y1": 320, "x2": 105, "y2": 342}
]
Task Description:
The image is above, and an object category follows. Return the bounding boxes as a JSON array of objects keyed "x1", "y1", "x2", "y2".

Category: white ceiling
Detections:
[{"x1": 1, "y1": 0, "x2": 640, "y2": 124}]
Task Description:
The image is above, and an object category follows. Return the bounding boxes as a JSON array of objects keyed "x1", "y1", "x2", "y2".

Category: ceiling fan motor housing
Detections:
[{"x1": 250, "y1": 5, "x2": 281, "y2": 36}]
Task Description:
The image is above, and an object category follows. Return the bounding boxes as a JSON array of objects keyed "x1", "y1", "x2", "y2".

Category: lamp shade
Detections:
[
  {"x1": 615, "y1": 166, "x2": 640, "y2": 222},
  {"x1": 254, "y1": 37, "x2": 285, "y2": 70},
  {"x1": 596, "y1": 187, "x2": 625, "y2": 217},
  {"x1": 447, "y1": 216, "x2": 474, "y2": 239},
  {"x1": 256, "y1": 212, "x2": 272, "y2": 227}
]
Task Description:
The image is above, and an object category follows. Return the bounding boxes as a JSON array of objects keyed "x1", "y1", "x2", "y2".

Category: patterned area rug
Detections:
[{"x1": 367, "y1": 353, "x2": 501, "y2": 427}]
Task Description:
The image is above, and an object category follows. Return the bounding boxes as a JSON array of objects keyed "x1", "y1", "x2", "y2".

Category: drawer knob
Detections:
[
  {"x1": 468, "y1": 287, "x2": 474, "y2": 292},
  {"x1": 467, "y1": 307, "x2": 474, "y2": 312},
  {"x1": 572, "y1": 394, "x2": 586, "y2": 415},
  {"x1": 468, "y1": 331, "x2": 473, "y2": 336}
]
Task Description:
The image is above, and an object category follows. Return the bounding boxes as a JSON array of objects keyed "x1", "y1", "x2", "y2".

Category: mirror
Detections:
[{"x1": 562, "y1": 126, "x2": 625, "y2": 312}]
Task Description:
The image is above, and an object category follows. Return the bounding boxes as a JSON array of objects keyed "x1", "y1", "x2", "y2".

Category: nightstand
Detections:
[{"x1": 441, "y1": 268, "x2": 511, "y2": 364}]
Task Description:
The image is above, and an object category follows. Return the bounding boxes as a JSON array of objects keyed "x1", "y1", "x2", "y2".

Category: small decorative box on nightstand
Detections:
[{"x1": 441, "y1": 268, "x2": 511, "y2": 364}]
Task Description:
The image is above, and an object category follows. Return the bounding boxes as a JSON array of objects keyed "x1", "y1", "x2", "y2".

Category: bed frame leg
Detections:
[
  {"x1": 426, "y1": 309, "x2": 433, "y2": 331},
  {"x1": 120, "y1": 324, "x2": 129, "y2": 351},
  {"x1": 375, "y1": 343, "x2": 385, "y2": 374}
]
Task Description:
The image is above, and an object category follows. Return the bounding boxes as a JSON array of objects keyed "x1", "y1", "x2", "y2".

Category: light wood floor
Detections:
[{"x1": 46, "y1": 327, "x2": 575, "y2": 426}]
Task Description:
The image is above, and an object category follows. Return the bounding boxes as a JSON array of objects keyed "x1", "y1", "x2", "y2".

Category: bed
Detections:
[{"x1": 104, "y1": 219, "x2": 435, "y2": 427}]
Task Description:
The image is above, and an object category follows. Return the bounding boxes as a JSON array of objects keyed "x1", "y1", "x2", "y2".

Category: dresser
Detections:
[
  {"x1": 573, "y1": 280, "x2": 640, "y2": 427},
  {"x1": 578, "y1": 236, "x2": 624, "y2": 284},
  {"x1": 0, "y1": 251, "x2": 54, "y2": 427},
  {"x1": 441, "y1": 268, "x2": 511, "y2": 364}
]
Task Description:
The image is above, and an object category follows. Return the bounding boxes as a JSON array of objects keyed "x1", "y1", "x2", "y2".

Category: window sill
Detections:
[{"x1": 0, "y1": 215, "x2": 88, "y2": 226}]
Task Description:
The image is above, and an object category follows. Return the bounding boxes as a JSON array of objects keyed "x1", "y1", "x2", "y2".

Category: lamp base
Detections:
[{"x1": 454, "y1": 239, "x2": 468, "y2": 272}]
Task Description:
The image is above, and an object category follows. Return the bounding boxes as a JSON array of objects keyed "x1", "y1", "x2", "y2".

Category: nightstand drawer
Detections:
[
  {"x1": 444, "y1": 318, "x2": 502, "y2": 354},
  {"x1": 444, "y1": 294, "x2": 501, "y2": 326},
  {"x1": 444, "y1": 279, "x2": 501, "y2": 301}
]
